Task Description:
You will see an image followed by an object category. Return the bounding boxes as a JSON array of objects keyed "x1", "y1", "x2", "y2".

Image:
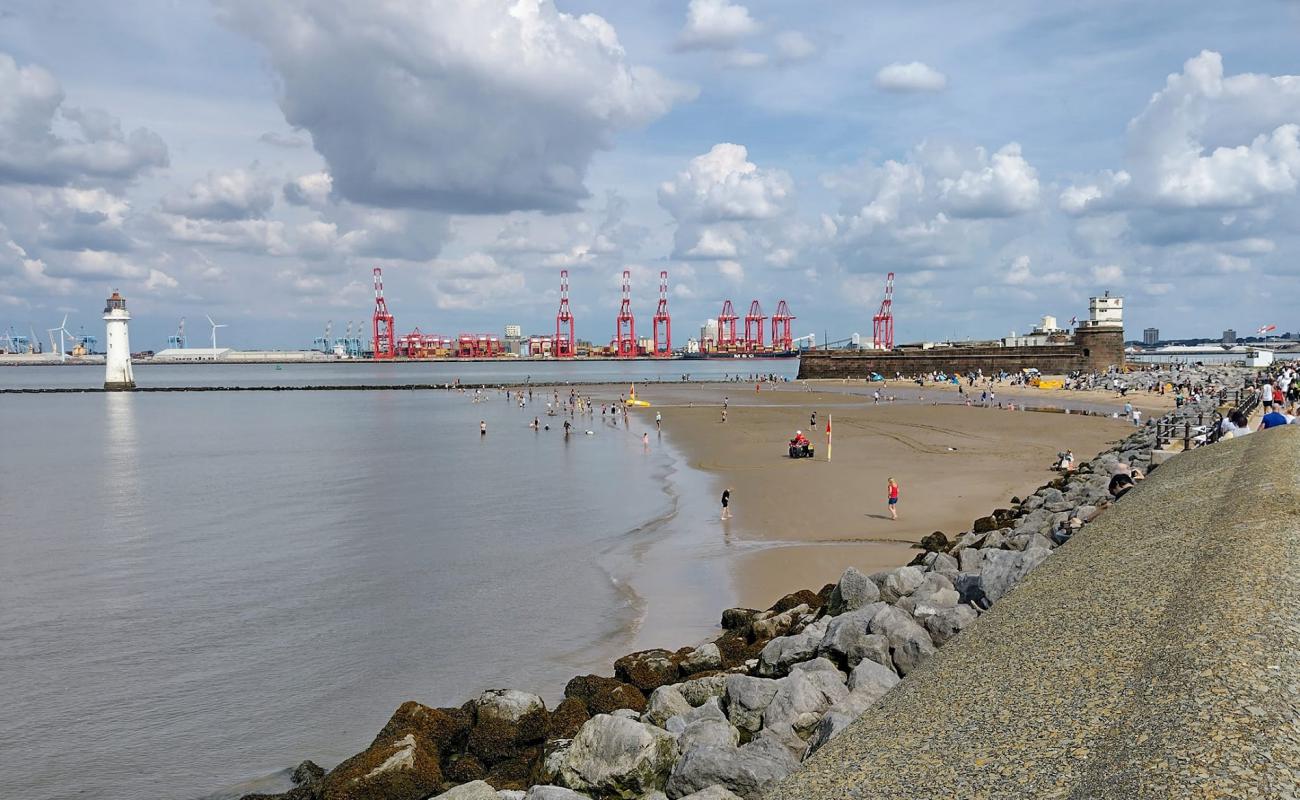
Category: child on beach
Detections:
[
  {"x1": 887, "y1": 478, "x2": 899, "y2": 520},
  {"x1": 721, "y1": 487, "x2": 732, "y2": 520}
]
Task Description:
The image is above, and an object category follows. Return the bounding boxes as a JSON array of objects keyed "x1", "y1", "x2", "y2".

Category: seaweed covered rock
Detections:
[
  {"x1": 318, "y1": 731, "x2": 443, "y2": 800},
  {"x1": 564, "y1": 675, "x2": 648, "y2": 715},
  {"x1": 614, "y1": 649, "x2": 681, "y2": 694}
]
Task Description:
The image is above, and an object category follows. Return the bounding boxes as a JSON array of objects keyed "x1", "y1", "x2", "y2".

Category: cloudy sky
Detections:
[{"x1": 1, "y1": 0, "x2": 1297, "y2": 349}]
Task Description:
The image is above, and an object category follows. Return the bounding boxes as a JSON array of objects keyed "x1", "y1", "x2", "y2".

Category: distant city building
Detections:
[
  {"x1": 1143, "y1": 327, "x2": 1159, "y2": 346},
  {"x1": 503, "y1": 324, "x2": 523, "y2": 355},
  {"x1": 700, "y1": 319, "x2": 719, "y2": 350},
  {"x1": 1223, "y1": 329, "x2": 1237, "y2": 345}
]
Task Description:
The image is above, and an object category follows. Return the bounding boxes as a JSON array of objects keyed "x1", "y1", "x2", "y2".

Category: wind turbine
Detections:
[
  {"x1": 206, "y1": 315, "x2": 228, "y2": 350},
  {"x1": 47, "y1": 315, "x2": 70, "y2": 362}
]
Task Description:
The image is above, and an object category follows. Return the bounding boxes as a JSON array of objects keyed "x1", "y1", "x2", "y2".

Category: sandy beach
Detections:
[{"x1": 624, "y1": 381, "x2": 1133, "y2": 608}]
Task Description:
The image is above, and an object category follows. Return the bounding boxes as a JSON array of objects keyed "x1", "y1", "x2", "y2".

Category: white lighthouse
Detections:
[{"x1": 103, "y1": 290, "x2": 135, "y2": 390}]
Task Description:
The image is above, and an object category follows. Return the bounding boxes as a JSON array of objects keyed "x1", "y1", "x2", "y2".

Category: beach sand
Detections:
[{"x1": 623, "y1": 382, "x2": 1133, "y2": 609}]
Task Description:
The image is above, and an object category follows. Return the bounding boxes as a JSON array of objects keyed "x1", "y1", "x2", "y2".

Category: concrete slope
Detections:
[{"x1": 768, "y1": 426, "x2": 1300, "y2": 799}]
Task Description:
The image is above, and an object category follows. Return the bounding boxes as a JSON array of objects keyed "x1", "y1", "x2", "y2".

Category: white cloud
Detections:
[
  {"x1": 725, "y1": 50, "x2": 769, "y2": 69},
  {"x1": 659, "y1": 143, "x2": 793, "y2": 222},
  {"x1": 677, "y1": 0, "x2": 760, "y2": 51},
  {"x1": 283, "y1": 172, "x2": 333, "y2": 209},
  {"x1": 874, "y1": 62, "x2": 948, "y2": 93},
  {"x1": 939, "y1": 143, "x2": 1040, "y2": 217},
  {"x1": 217, "y1": 0, "x2": 694, "y2": 213},
  {"x1": 1090, "y1": 263, "x2": 1124, "y2": 284},
  {"x1": 161, "y1": 167, "x2": 275, "y2": 220},
  {"x1": 1004, "y1": 254, "x2": 1033, "y2": 285},
  {"x1": 685, "y1": 228, "x2": 739, "y2": 258},
  {"x1": 144, "y1": 268, "x2": 179, "y2": 291},
  {"x1": 774, "y1": 31, "x2": 816, "y2": 63},
  {"x1": 424, "y1": 252, "x2": 527, "y2": 310},
  {"x1": 717, "y1": 259, "x2": 744, "y2": 283},
  {"x1": 1059, "y1": 170, "x2": 1131, "y2": 215},
  {"x1": 0, "y1": 53, "x2": 167, "y2": 187}
]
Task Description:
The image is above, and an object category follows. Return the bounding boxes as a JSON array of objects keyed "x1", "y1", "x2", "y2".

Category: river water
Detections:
[{"x1": 0, "y1": 360, "x2": 797, "y2": 800}]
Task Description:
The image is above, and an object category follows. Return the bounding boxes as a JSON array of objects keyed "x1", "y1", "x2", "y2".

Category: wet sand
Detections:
[{"x1": 624, "y1": 382, "x2": 1133, "y2": 609}]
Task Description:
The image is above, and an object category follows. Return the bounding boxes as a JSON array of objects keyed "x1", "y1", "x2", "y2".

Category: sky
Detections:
[{"x1": 1, "y1": 0, "x2": 1298, "y2": 350}]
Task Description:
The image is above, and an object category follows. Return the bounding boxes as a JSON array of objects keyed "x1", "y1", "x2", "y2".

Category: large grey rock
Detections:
[
  {"x1": 643, "y1": 685, "x2": 693, "y2": 728},
  {"x1": 923, "y1": 604, "x2": 979, "y2": 645},
  {"x1": 665, "y1": 733, "x2": 802, "y2": 800},
  {"x1": 877, "y1": 566, "x2": 926, "y2": 603},
  {"x1": 677, "y1": 787, "x2": 745, "y2": 800},
  {"x1": 524, "y1": 787, "x2": 591, "y2": 800},
  {"x1": 826, "y1": 567, "x2": 880, "y2": 615},
  {"x1": 558, "y1": 714, "x2": 678, "y2": 798},
  {"x1": 759, "y1": 671, "x2": 852, "y2": 738},
  {"x1": 869, "y1": 605, "x2": 936, "y2": 676},
  {"x1": 750, "y1": 604, "x2": 810, "y2": 640},
  {"x1": 979, "y1": 546, "x2": 1053, "y2": 604},
  {"x1": 678, "y1": 674, "x2": 728, "y2": 707},
  {"x1": 803, "y1": 711, "x2": 854, "y2": 757},
  {"x1": 897, "y1": 574, "x2": 958, "y2": 618},
  {"x1": 538, "y1": 738, "x2": 572, "y2": 784},
  {"x1": 756, "y1": 617, "x2": 829, "y2": 677},
  {"x1": 722, "y1": 675, "x2": 782, "y2": 734},
  {"x1": 846, "y1": 658, "x2": 901, "y2": 695},
  {"x1": 678, "y1": 717, "x2": 741, "y2": 752},
  {"x1": 921, "y1": 551, "x2": 959, "y2": 574},
  {"x1": 476, "y1": 688, "x2": 546, "y2": 723},
  {"x1": 761, "y1": 662, "x2": 849, "y2": 739},
  {"x1": 680, "y1": 643, "x2": 723, "y2": 675},
  {"x1": 815, "y1": 604, "x2": 887, "y2": 669},
  {"x1": 432, "y1": 781, "x2": 499, "y2": 799}
]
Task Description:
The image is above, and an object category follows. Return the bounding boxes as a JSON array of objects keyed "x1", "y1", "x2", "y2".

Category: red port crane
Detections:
[
  {"x1": 743, "y1": 300, "x2": 766, "y2": 351},
  {"x1": 652, "y1": 270, "x2": 672, "y2": 358},
  {"x1": 371, "y1": 266, "x2": 396, "y2": 359},
  {"x1": 717, "y1": 300, "x2": 738, "y2": 351},
  {"x1": 614, "y1": 269, "x2": 637, "y2": 358},
  {"x1": 771, "y1": 300, "x2": 794, "y2": 352},
  {"x1": 554, "y1": 269, "x2": 575, "y2": 358},
  {"x1": 872, "y1": 272, "x2": 895, "y2": 350}
]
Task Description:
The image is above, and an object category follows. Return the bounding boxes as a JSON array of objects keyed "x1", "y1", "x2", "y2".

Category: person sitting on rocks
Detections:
[
  {"x1": 1109, "y1": 460, "x2": 1144, "y2": 481},
  {"x1": 1108, "y1": 471, "x2": 1136, "y2": 499},
  {"x1": 1056, "y1": 450, "x2": 1075, "y2": 472}
]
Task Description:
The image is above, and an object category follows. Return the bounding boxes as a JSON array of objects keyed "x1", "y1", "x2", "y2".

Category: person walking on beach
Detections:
[
  {"x1": 656, "y1": 411, "x2": 662, "y2": 431},
  {"x1": 887, "y1": 478, "x2": 899, "y2": 520},
  {"x1": 480, "y1": 420, "x2": 487, "y2": 436},
  {"x1": 643, "y1": 432, "x2": 650, "y2": 450},
  {"x1": 810, "y1": 410, "x2": 817, "y2": 430},
  {"x1": 721, "y1": 487, "x2": 732, "y2": 520}
]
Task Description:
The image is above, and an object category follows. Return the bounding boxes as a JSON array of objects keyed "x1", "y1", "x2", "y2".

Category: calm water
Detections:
[
  {"x1": 0, "y1": 361, "x2": 796, "y2": 800},
  {"x1": 0, "y1": 357, "x2": 799, "y2": 390}
]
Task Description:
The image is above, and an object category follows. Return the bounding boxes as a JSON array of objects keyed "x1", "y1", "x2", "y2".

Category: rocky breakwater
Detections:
[{"x1": 243, "y1": 401, "x2": 1217, "y2": 800}]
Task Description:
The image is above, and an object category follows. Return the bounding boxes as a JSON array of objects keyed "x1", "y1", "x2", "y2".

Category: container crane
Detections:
[
  {"x1": 717, "y1": 300, "x2": 738, "y2": 351},
  {"x1": 771, "y1": 300, "x2": 794, "y2": 352},
  {"x1": 614, "y1": 269, "x2": 636, "y2": 358},
  {"x1": 554, "y1": 269, "x2": 575, "y2": 358},
  {"x1": 872, "y1": 272, "x2": 895, "y2": 350},
  {"x1": 167, "y1": 318, "x2": 186, "y2": 349},
  {"x1": 372, "y1": 267, "x2": 396, "y2": 359},
  {"x1": 743, "y1": 300, "x2": 766, "y2": 351},
  {"x1": 652, "y1": 270, "x2": 671, "y2": 358}
]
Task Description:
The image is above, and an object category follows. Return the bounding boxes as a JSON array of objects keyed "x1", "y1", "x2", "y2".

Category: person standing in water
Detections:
[
  {"x1": 655, "y1": 411, "x2": 662, "y2": 431},
  {"x1": 642, "y1": 432, "x2": 649, "y2": 450},
  {"x1": 480, "y1": 420, "x2": 487, "y2": 436},
  {"x1": 720, "y1": 487, "x2": 732, "y2": 520},
  {"x1": 887, "y1": 477, "x2": 899, "y2": 520}
]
